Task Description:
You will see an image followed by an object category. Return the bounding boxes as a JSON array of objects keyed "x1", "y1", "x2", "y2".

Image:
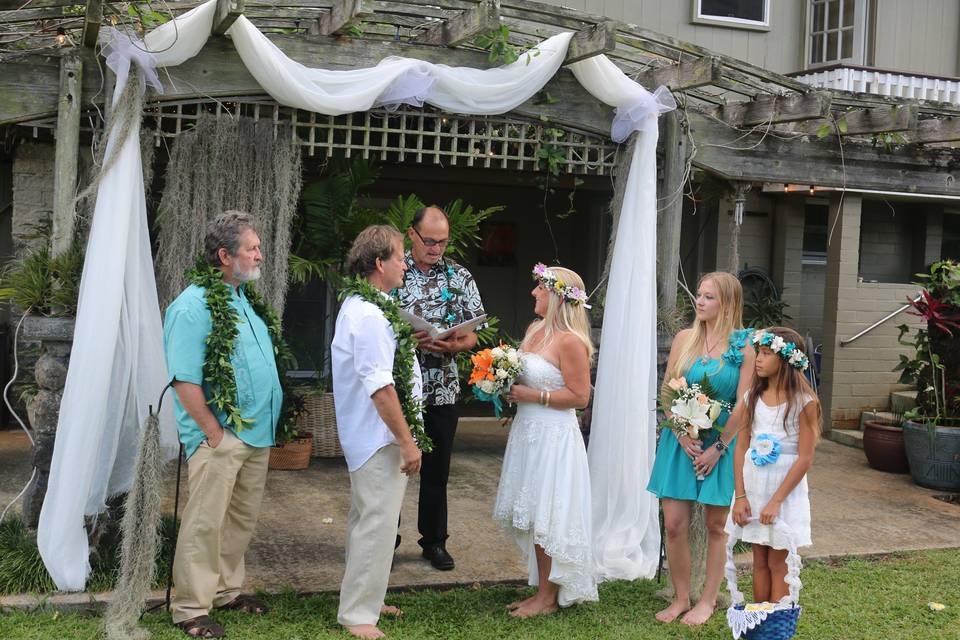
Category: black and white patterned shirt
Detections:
[{"x1": 395, "y1": 251, "x2": 485, "y2": 406}]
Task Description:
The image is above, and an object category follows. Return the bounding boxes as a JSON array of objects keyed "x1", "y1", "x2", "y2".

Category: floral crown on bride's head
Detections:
[
  {"x1": 751, "y1": 330, "x2": 810, "y2": 371},
  {"x1": 532, "y1": 263, "x2": 591, "y2": 309}
]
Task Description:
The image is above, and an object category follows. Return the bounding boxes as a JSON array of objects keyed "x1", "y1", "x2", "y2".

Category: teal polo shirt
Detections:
[{"x1": 163, "y1": 283, "x2": 282, "y2": 459}]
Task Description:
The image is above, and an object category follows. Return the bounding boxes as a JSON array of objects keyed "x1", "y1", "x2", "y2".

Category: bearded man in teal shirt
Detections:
[{"x1": 163, "y1": 211, "x2": 282, "y2": 638}]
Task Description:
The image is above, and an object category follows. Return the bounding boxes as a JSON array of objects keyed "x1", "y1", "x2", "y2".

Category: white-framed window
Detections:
[
  {"x1": 807, "y1": 0, "x2": 868, "y2": 67},
  {"x1": 692, "y1": 0, "x2": 771, "y2": 31}
]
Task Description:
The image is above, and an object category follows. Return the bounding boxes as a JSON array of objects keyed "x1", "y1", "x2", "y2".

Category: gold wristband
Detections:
[
  {"x1": 539, "y1": 390, "x2": 546, "y2": 405},
  {"x1": 734, "y1": 493, "x2": 747, "y2": 500},
  {"x1": 545, "y1": 391, "x2": 551, "y2": 407}
]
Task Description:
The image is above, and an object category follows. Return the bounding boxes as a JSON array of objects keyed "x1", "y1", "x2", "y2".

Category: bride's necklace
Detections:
[{"x1": 701, "y1": 334, "x2": 721, "y2": 364}]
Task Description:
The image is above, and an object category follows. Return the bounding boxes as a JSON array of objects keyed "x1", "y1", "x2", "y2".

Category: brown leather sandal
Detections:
[
  {"x1": 216, "y1": 594, "x2": 269, "y2": 615},
  {"x1": 174, "y1": 615, "x2": 225, "y2": 638}
]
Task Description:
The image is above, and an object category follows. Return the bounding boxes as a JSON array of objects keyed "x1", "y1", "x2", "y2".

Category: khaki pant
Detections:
[
  {"x1": 337, "y1": 444, "x2": 408, "y2": 627},
  {"x1": 171, "y1": 429, "x2": 269, "y2": 624}
]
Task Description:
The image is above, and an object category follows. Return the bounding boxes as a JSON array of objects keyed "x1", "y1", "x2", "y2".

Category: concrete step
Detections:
[
  {"x1": 829, "y1": 428, "x2": 864, "y2": 449},
  {"x1": 890, "y1": 390, "x2": 918, "y2": 414}
]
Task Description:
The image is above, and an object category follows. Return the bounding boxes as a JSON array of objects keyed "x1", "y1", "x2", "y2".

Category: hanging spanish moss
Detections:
[
  {"x1": 155, "y1": 113, "x2": 302, "y2": 313},
  {"x1": 103, "y1": 412, "x2": 163, "y2": 640}
]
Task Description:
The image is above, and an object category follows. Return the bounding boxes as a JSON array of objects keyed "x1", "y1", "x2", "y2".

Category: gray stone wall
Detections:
[{"x1": 11, "y1": 143, "x2": 55, "y2": 254}]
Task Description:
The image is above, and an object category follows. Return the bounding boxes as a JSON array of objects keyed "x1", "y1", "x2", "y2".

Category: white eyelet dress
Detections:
[
  {"x1": 492, "y1": 352, "x2": 598, "y2": 606},
  {"x1": 726, "y1": 394, "x2": 814, "y2": 550}
]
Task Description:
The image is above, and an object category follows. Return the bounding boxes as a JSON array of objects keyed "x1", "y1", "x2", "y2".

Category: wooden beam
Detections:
[
  {"x1": 563, "y1": 20, "x2": 616, "y2": 65},
  {"x1": 634, "y1": 56, "x2": 721, "y2": 92},
  {"x1": 657, "y1": 110, "x2": 688, "y2": 311},
  {"x1": 688, "y1": 109, "x2": 960, "y2": 197},
  {"x1": 51, "y1": 55, "x2": 82, "y2": 257},
  {"x1": 412, "y1": 0, "x2": 499, "y2": 47},
  {"x1": 905, "y1": 116, "x2": 960, "y2": 144},
  {"x1": 213, "y1": 0, "x2": 244, "y2": 36},
  {"x1": 317, "y1": 0, "x2": 370, "y2": 36},
  {"x1": 716, "y1": 91, "x2": 832, "y2": 127},
  {"x1": 785, "y1": 104, "x2": 919, "y2": 137},
  {"x1": 0, "y1": 36, "x2": 612, "y2": 134},
  {"x1": 81, "y1": 0, "x2": 102, "y2": 49}
]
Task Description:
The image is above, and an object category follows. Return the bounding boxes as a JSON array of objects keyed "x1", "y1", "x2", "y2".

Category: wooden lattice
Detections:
[{"x1": 142, "y1": 97, "x2": 617, "y2": 175}]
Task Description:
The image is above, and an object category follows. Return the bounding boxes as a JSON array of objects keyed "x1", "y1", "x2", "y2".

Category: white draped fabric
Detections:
[
  {"x1": 37, "y1": 29, "x2": 178, "y2": 591},
  {"x1": 570, "y1": 56, "x2": 675, "y2": 582},
  {"x1": 38, "y1": 0, "x2": 673, "y2": 590}
]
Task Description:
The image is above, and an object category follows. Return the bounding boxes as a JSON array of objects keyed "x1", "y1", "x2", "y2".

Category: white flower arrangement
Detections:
[{"x1": 751, "y1": 330, "x2": 810, "y2": 371}]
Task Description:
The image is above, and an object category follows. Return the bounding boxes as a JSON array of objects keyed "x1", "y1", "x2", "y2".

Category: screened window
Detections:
[
  {"x1": 693, "y1": 0, "x2": 770, "y2": 29},
  {"x1": 808, "y1": 0, "x2": 866, "y2": 66}
]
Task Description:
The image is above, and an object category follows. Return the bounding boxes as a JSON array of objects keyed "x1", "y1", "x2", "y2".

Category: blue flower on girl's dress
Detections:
[{"x1": 750, "y1": 433, "x2": 781, "y2": 467}]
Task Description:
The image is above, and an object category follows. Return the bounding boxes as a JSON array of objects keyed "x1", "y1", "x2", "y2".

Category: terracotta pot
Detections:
[
  {"x1": 862, "y1": 421, "x2": 909, "y2": 474},
  {"x1": 902, "y1": 420, "x2": 960, "y2": 491}
]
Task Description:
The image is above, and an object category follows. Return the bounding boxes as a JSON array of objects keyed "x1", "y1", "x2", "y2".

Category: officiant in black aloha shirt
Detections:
[{"x1": 395, "y1": 206, "x2": 486, "y2": 571}]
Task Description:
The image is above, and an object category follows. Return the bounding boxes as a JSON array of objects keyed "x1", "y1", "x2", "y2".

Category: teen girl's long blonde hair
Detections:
[
  {"x1": 668, "y1": 271, "x2": 744, "y2": 379},
  {"x1": 522, "y1": 266, "x2": 595, "y2": 361}
]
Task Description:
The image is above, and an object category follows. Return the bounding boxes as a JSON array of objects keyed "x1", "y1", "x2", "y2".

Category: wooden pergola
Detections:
[{"x1": 4, "y1": 0, "x2": 960, "y2": 308}]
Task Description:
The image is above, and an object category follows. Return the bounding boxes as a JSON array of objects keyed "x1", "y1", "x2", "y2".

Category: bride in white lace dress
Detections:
[{"x1": 493, "y1": 264, "x2": 599, "y2": 618}]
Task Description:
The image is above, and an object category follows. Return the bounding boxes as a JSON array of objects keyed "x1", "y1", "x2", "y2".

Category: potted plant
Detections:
[
  {"x1": 894, "y1": 260, "x2": 960, "y2": 491},
  {"x1": 268, "y1": 384, "x2": 313, "y2": 470},
  {"x1": 861, "y1": 411, "x2": 909, "y2": 474}
]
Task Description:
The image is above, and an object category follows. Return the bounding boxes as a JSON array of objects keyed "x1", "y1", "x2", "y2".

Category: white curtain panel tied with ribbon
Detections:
[
  {"x1": 37, "y1": 0, "x2": 673, "y2": 590},
  {"x1": 37, "y1": 27, "x2": 177, "y2": 591},
  {"x1": 570, "y1": 55, "x2": 675, "y2": 582}
]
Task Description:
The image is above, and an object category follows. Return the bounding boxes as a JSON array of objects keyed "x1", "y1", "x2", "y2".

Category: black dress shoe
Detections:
[{"x1": 422, "y1": 545, "x2": 455, "y2": 571}]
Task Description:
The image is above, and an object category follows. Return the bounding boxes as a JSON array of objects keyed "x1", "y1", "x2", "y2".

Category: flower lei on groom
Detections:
[
  {"x1": 339, "y1": 275, "x2": 433, "y2": 452},
  {"x1": 186, "y1": 258, "x2": 296, "y2": 440}
]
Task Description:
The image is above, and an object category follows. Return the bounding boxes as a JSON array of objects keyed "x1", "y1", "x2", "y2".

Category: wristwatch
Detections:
[{"x1": 714, "y1": 439, "x2": 728, "y2": 454}]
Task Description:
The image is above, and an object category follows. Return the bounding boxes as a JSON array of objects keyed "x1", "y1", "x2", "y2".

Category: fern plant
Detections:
[{"x1": 0, "y1": 242, "x2": 84, "y2": 316}]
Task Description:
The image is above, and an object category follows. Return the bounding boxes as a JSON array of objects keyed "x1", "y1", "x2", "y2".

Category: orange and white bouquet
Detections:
[{"x1": 468, "y1": 344, "x2": 523, "y2": 417}]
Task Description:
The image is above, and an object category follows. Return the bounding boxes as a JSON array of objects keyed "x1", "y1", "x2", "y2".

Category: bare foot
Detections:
[
  {"x1": 505, "y1": 594, "x2": 537, "y2": 611},
  {"x1": 380, "y1": 604, "x2": 402, "y2": 618},
  {"x1": 680, "y1": 601, "x2": 715, "y2": 626},
  {"x1": 655, "y1": 599, "x2": 690, "y2": 623},
  {"x1": 344, "y1": 624, "x2": 385, "y2": 639},
  {"x1": 509, "y1": 600, "x2": 559, "y2": 619}
]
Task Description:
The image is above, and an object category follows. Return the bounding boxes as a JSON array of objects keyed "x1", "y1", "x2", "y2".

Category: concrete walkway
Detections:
[{"x1": 2, "y1": 420, "x2": 959, "y2": 603}]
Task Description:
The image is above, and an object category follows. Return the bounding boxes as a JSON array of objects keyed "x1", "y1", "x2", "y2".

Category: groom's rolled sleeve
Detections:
[{"x1": 353, "y1": 314, "x2": 396, "y2": 398}]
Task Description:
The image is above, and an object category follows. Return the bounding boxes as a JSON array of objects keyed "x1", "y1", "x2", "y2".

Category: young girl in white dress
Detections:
[
  {"x1": 727, "y1": 326, "x2": 821, "y2": 603},
  {"x1": 493, "y1": 263, "x2": 598, "y2": 618}
]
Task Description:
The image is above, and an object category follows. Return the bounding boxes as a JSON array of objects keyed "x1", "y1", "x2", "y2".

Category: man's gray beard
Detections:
[{"x1": 234, "y1": 265, "x2": 262, "y2": 282}]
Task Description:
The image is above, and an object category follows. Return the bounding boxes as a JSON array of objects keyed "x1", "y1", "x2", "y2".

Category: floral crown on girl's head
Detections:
[
  {"x1": 532, "y1": 263, "x2": 591, "y2": 309},
  {"x1": 751, "y1": 330, "x2": 810, "y2": 371}
]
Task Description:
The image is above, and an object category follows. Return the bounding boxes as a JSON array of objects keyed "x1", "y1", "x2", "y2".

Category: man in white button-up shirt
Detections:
[{"x1": 332, "y1": 224, "x2": 423, "y2": 640}]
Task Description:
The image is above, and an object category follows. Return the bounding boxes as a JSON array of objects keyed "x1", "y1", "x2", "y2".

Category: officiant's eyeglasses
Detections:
[{"x1": 412, "y1": 227, "x2": 449, "y2": 249}]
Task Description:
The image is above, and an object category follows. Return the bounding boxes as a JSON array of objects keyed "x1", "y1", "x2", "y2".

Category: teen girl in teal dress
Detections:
[{"x1": 646, "y1": 271, "x2": 754, "y2": 626}]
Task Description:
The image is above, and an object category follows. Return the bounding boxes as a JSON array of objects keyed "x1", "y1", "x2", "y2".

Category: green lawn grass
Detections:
[{"x1": 1, "y1": 548, "x2": 957, "y2": 640}]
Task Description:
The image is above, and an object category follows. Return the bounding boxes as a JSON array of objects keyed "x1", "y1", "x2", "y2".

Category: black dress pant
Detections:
[{"x1": 417, "y1": 403, "x2": 459, "y2": 549}]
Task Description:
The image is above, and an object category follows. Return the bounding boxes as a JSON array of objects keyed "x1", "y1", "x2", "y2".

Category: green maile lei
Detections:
[
  {"x1": 186, "y1": 260, "x2": 297, "y2": 442},
  {"x1": 339, "y1": 275, "x2": 433, "y2": 453}
]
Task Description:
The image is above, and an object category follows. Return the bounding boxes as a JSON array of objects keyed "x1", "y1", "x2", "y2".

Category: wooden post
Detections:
[
  {"x1": 52, "y1": 55, "x2": 82, "y2": 257},
  {"x1": 657, "y1": 109, "x2": 687, "y2": 311}
]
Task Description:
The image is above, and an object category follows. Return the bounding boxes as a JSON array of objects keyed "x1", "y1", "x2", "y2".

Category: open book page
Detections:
[{"x1": 398, "y1": 310, "x2": 488, "y2": 341}]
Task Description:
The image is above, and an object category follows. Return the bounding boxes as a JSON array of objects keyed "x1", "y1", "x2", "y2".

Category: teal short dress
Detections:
[{"x1": 646, "y1": 328, "x2": 752, "y2": 507}]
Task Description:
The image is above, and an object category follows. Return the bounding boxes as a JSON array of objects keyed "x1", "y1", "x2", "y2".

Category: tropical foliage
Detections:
[
  {"x1": 895, "y1": 260, "x2": 960, "y2": 425},
  {"x1": 0, "y1": 242, "x2": 84, "y2": 317}
]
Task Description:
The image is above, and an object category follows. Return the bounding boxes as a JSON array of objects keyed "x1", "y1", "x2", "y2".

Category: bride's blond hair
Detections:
[{"x1": 522, "y1": 266, "x2": 595, "y2": 361}]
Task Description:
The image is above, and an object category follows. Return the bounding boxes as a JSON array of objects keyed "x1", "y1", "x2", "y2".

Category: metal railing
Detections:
[{"x1": 839, "y1": 292, "x2": 923, "y2": 346}]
